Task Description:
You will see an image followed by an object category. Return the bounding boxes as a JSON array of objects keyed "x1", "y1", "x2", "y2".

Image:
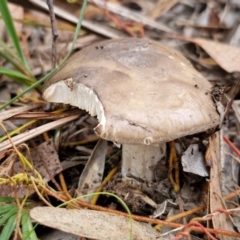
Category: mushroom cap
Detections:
[{"x1": 43, "y1": 38, "x2": 220, "y2": 145}]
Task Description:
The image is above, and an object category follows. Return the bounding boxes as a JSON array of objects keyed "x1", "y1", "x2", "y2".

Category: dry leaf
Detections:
[
  {"x1": 0, "y1": 139, "x2": 62, "y2": 197},
  {"x1": 181, "y1": 144, "x2": 209, "y2": 177},
  {"x1": 148, "y1": 0, "x2": 178, "y2": 19},
  {"x1": 0, "y1": 114, "x2": 81, "y2": 151},
  {"x1": 192, "y1": 38, "x2": 240, "y2": 73},
  {"x1": 77, "y1": 139, "x2": 107, "y2": 202},
  {"x1": 8, "y1": 3, "x2": 24, "y2": 37},
  {"x1": 30, "y1": 207, "x2": 162, "y2": 240}
]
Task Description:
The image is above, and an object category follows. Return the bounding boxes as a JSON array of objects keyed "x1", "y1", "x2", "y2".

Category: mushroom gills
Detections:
[{"x1": 43, "y1": 80, "x2": 106, "y2": 125}]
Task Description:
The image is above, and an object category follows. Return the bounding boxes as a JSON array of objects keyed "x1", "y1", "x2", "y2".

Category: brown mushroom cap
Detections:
[{"x1": 43, "y1": 38, "x2": 220, "y2": 145}]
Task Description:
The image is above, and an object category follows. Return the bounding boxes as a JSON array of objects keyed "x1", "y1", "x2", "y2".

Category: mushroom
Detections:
[{"x1": 43, "y1": 38, "x2": 220, "y2": 184}]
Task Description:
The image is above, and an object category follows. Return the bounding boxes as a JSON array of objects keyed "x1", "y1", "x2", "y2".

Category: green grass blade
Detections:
[
  {"x1": 0, "y1": 0, "x2": 31, "y2": 71},
  {"x1": 0, "y1": 67, "x2": 35, "y2": 86},
  {"x1": 0, "y1": 35, "x2": 35, "y2": 80},
  {"x1": 21, "y1": 211, "x2": 38, "y2": 240},
  {"x1": 0, "y1": 48, "x2": 20, "y2": 65},
  {"x1": 0, "y1": 205, "x2": 14, "y2": 215},
  {"x1": 0, "y1": 206, "x2": 18, "y2": 226},
  {"x1": 0, "y1": 46, "x2": 35, "y2": 79},
  {"x1": 0, "y1": 213, "x2": 17, "y2": 240},
  {"x1": 0, "y1": 38, "x2": 21, "y2": 61},
  {"x1": 0, "y1": 70, "x2": 54, "y2": 111},
  {"x1": 66, "y1": 0, "x2": 88, "y2": 58},
  {"x1": 0, "y1": 196, "x2": 16, "y2": 203}
]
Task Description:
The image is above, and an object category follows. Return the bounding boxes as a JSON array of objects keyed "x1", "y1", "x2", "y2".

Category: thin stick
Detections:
[
  {"x1": 224, "y1": 78, "x2": 240, "y2": 119},
  {"x1": 46, "y1": 0, "x2": 58, "y2": 68},
  {"x1": 223, "y1": 135, "x2": 240, "y2": 157}
]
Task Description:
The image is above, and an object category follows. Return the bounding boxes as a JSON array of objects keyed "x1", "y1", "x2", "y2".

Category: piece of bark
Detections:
[{"x1": 208, "y1": 132, "x2": 236, "y2": 240}]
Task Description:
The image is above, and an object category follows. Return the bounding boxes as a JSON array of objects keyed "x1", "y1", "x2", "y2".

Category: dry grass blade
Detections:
[
  {"x1": 8, "y1": 109, "x2": 83, "y2": 120},
  {"x1": 0, "y1": 104, "x2": 42, "y2": 122},
  {"x1": 90, "y1": 0, "x2": 173, "y2": 33},
  {"x1": 148, "y1": 0, "x2": 178, "y2": 19},
  {"x1": 29, "y1": 0, "x2": 128, "y2": 39},
  {"x1": 0, "y1": 114, "x2": 81, "y2": 152}
]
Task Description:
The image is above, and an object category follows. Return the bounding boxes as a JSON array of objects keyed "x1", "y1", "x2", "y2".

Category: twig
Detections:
[
  {"x1": 174, "y1": 222, "x2": 217, "y2": 240},
  {"x1": 223, "y1": 135, "x2": 240, "y2": 157},
  {"x1": 46, "y1": 0, "x2": 58, "y2": 68},
  {"x1": 32, "y1": 181, "x2": 240, "y2": 238},
  {"x1": 224, "y1": 78, "x2": 240, "y2": 119}
]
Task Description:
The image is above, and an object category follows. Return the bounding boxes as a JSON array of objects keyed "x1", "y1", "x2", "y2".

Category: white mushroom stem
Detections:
[{"x1": 121, "y1": 143, "x2": 166, "y2": 181}]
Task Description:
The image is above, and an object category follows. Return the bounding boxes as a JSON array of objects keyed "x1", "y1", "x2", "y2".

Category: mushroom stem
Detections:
[{"x1": 121, "y1": 143, "x2": 166, "y2": 181}]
